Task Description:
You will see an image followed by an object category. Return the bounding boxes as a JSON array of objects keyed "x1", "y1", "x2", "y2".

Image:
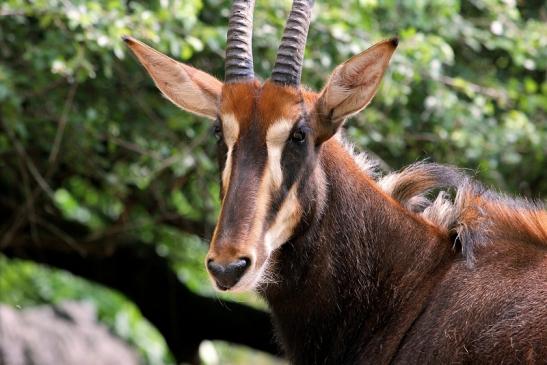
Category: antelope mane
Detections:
[{"x1": 338, "y1": 135, "x2": 547, "y2": 264}]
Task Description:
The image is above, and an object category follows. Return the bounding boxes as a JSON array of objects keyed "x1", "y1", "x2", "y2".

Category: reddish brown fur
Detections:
[
  {"x1": 377, "y1": 162, "x2": 546, "y2": 256},
  {"x1": 463, "y1": 194, "x2": 547, "y2": 248},
  {"x1": 220, "y1": 81, "x2": 303, "y2": 129},
  {"x1": 220, "y1": 81, "x2": 260, "y2": 127},
  {"x1": 482, "y1": 199, "x2": 546, "y2": 243},
  {"x1": 257, "y1": 82, "x2": 303, "y2": 126}
]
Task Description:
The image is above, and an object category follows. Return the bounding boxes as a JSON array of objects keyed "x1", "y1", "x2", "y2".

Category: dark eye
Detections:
[
  {"x1": 290, "y1": 128, "x2": 306, "y2": 144},
  {"x1": 213, "y1": 122, "x2": 223, "y2": 141}
]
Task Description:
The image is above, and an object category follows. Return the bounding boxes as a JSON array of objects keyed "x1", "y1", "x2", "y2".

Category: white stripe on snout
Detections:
[
  {"x1": 264, "y1": 184, "x2": 302, "y2": 253},
  {"x1": 221, "y1": 113, "x2": 240, "y2": 193},
  {"x1": 263, "y1": 119, "x2": 301, "y2": 253},
  {"x1": 265, "y1": 119, "x2": 294, "y2": 189}
]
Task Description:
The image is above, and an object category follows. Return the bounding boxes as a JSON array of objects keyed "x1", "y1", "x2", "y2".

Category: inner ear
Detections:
[
  {"x1": 124, "y1": 36, "x2": 222, "y2": 120},
  {"x1": 314, "y1": 38, "x2": 398, "y2": 142}
]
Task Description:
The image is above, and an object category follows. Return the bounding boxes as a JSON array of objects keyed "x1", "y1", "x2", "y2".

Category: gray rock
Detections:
[{"x1": 0, "y1": 301, "x2": 141, "y2": 365}]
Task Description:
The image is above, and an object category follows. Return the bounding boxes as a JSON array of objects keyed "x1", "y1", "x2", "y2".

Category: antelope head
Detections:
[{"x1": 124, "y1": 0, "x2": 397, "y2": 292}]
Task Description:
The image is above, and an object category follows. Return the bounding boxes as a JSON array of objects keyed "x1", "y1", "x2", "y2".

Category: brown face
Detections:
[{"x1": 206, "y1": 81, "x2": 320, "y2": 291}]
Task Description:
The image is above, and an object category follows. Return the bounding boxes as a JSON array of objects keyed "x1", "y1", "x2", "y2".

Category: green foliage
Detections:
[
  {"x1": 0, "y1": 256, "x2": 173, "y2": 365},
  {"x1": 0, "y1": 0, "x2": 545, "y2": 363}
]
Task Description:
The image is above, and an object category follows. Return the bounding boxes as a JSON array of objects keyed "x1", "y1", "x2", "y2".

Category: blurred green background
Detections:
[{"x1": 0, "y1": 0, "x2": 545, "y2": 364}]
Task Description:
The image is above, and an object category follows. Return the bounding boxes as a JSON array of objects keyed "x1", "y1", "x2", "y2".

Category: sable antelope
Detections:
[{"x1": 124, "y1": 0, "x2": 547, "y2": 363}]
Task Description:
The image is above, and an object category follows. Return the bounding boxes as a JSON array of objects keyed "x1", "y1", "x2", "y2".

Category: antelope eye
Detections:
[
  {"x1": 290, "y1": 128, "x2": 306, "y2": 144},
  {"x1": 213, "y1": 123, "x2": 223, "y2": 141}
]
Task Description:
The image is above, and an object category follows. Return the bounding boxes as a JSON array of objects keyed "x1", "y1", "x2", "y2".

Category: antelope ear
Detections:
[
  {"x1": 123, "y1": 36, "x2": 222, "y2": 120},
  {"x1": 315, "y1": 38, "x2": 398, "y2": 141}
]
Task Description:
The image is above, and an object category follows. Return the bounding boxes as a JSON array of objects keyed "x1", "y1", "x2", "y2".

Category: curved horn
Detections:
[
  {"x1": 271, "y1": 0, "x2": 314, "y2": 86},
  {"x1": 225, "y1": 0, "x2": 256, "y2": 82}
]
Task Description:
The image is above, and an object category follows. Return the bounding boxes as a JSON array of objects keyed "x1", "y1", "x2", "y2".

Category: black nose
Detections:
[{"x1": 207, "y1": 258, "x2": 250, "y2": 290}]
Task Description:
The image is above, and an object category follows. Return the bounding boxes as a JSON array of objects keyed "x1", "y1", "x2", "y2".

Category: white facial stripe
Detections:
[
  {"x1": 222, "y1": 113, "x2": 239, "y2": 147},
  {"x1": 264, "y1": 184, "x2": 302, "y2": 253},
  {"x1": 266, "y1": 119, "x2": 294, "y2": 189},
  {"x1": 248, "y1": 167, "x2": 272, "y2": 241},
  {"x1": 222, "y1": 150, "x2": 233, "y2": 193},
  {"x1": 221, "y1": 113, "x2": 240, "y2": 192}
]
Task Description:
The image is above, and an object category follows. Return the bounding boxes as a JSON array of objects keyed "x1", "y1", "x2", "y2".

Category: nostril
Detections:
[
  {"x1": 228, "y1": 257, "x2": 251, "y2": 272},
  {"x1": 240, "y1": 257, "x2": 251, "y2": 268},
  {"x1": 207, "y1": 260, "x2": 225, "y2": 277}
]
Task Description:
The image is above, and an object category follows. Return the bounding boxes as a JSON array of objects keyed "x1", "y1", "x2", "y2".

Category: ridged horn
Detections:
[
  {"x1": 225, "y1": 0, "x2": 256, "y2": 82},
  {"x1": 271, "y1": 0, "x2": 314, "y2": 86}
]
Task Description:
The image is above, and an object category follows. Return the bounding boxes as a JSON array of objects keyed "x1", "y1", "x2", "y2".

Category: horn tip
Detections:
[{"x1": 389, "y1": 37, "x2": 399, "y2": 48}]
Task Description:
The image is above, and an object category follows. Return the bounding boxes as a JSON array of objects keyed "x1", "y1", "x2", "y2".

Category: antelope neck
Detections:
[{"x1": 262, "y1": 140, "x2": 455, "y2": 365}]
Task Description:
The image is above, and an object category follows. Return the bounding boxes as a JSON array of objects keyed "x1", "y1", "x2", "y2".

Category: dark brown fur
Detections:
[{"x1": 260, "y1": 136, "x2": 547, "y2": 365}]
